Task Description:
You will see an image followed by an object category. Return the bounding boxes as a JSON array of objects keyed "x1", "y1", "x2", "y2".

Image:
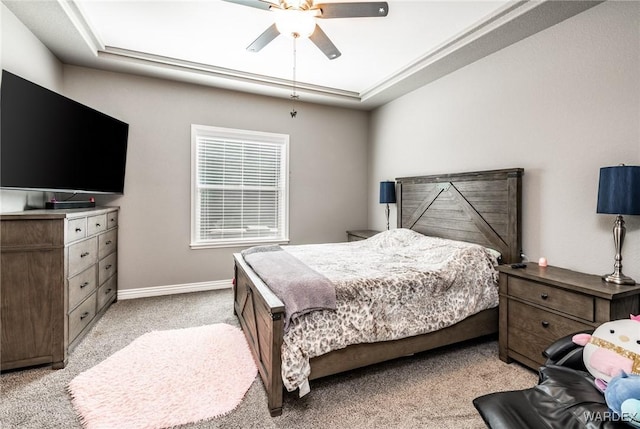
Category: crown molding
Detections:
[
  {"x1": 57, "y1": 0, "x2": 104, "y2": 54},
  {"x1": 99, "y1": 46, "x2": 362, "y2": 102}
]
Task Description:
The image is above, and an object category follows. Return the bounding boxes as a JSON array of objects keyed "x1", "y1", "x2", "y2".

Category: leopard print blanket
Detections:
[{"x1": 279, "y1": 228, "x2": 499, "y2": 393}]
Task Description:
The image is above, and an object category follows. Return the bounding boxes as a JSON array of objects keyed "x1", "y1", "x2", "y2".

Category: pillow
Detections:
[{"x1": 484, "y1": 247, "x2": 502, "y2": 264}]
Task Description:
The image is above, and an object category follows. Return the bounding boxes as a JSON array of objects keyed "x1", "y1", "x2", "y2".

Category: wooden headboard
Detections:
[{"x1": 396, "y1": 168, "x2": 523, "y2": 264}]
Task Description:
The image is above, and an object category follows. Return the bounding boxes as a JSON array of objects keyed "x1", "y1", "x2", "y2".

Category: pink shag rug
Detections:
[{"x1": 68, "y1": 324, "x2": 257, "y2": 429}]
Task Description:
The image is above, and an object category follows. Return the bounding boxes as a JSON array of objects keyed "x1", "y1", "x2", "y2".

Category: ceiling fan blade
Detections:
[
  {"x1": 315, "y1": 2, "x2": 388, "y2": 19},
  {"x1": 247, "y1": 24, "x2": 281, "y2": 52},
  {"x1": 309, "y1": 25, "x2": 341, "y2": 60},
  {"x1": 222, "y1": 0, "x2": 277, "y2": 11}
]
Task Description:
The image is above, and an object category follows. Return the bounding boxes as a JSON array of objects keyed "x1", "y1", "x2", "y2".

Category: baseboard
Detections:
[{"x1": 117, "y1": 279, "x2": 232, "y2": 300}]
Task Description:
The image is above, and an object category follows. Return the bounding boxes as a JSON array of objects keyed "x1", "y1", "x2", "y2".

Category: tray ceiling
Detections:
[{"x1": 3, "y1": 0, "x2": 602, "y2": 109}]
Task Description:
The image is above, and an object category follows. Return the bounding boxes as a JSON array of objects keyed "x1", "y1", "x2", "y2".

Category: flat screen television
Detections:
[{"x1": 1, "y1": 70, "x2": 128, "y2": 195}]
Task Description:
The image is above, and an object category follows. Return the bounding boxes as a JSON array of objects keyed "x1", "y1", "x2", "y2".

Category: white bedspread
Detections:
[{"x1": 279, "y1": 228, "x2": 500, "y2": 393}]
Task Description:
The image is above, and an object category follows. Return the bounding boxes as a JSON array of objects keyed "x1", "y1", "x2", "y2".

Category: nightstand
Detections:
[
  {"x1": 498, "y1": 262, "x2": 640, "y2": 370},
  {"x1": 346, "y1": 229, "x2": 380, "y2": 242}
]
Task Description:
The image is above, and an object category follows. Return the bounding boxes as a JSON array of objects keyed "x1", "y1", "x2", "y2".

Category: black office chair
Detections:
[{"x1": 473, "y1": 331, "x2": 628, "y2": 429}]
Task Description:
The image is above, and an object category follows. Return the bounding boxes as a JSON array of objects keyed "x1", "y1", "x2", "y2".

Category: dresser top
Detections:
[
  {"x1": 1, "y1": 206, "x2": 118, "y2": 220},
  {"x1": 498, "y1": 262, "x2": 640, "y2": 300}
]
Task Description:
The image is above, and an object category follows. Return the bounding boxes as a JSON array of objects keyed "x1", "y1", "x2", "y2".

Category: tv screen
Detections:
[{"x1": 1, "y1": 70, "x2": 128, "y2": 194}]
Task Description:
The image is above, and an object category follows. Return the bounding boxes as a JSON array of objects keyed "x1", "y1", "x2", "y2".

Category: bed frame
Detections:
[{"x1": 233, "y1": 168, "x2": 523, "y2": 416}]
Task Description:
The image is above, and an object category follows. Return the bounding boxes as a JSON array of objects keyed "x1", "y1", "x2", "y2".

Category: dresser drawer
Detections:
[
  {"x1": 99, "y1": 252, "x2": 117, "y2": 285},
  {"x1": 508, "y1": 300, "x2": 591, "y2": 365},
  {"x1": 67, "y1": 218, "x2": 87, "y2": 243},
  {"x1": 87, "y1": 214, "x2": 107, "y2": 236},
  {"x1": 107, "y1": 211, "x2": 118, "y2": 229},
  {"x1": 97, "y1": 275, "x2": 117, "y2": 311},
  {"x1": 69, "y1": 293, "x2": 96, "y2": 342},
  {"x1": 508, "y1": 277, "x2": 594, "y2": 321},
  {"x1": 68, "y1": 237, "x2": 98, "y2": 277},
  {"x1": 68, "y1": 265, "x2": 97, "y2": 310},
  {"x1": 98, "y1": 229, "x2": 117, "y2": 260}
]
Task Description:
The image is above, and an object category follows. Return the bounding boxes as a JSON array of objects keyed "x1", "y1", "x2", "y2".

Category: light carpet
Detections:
[{"x1": 67, "y1": 323, "x2": 257, "y2": 429}]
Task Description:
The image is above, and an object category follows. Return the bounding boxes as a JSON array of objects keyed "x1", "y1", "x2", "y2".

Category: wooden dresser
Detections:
[
  {"x1": 498, "y1": 262, "x2": 640, "y2": 370},
  {"x1": 1, "y1": 207, "x2": 118, "y2": 371}
]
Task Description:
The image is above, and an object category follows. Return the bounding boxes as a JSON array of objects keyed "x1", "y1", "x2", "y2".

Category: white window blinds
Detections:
[{"x1": 191, "y1": 125, "x2": 289, "y2": 248}]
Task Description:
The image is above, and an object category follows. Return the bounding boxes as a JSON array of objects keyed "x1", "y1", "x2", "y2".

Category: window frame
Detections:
[{"x1": 190, "y1": 124, "x2": 290, "y2": 249}]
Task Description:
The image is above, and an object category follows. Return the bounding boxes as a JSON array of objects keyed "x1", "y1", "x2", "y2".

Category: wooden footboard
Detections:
[
  {"x1": 308, "y1": 307, "x2": 498, "y2": 380},
  {"x1": 233, "y1": 254, "x2": 285, "y2": 416}
]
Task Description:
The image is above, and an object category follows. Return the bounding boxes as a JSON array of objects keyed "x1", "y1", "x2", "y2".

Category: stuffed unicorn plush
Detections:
[{"x1": 573, "y1": 315, "x2": 640, "y2": 391}]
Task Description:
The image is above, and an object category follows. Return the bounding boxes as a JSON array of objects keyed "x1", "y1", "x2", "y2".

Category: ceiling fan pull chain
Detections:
[{"x1": 290, "y1": 34, "x2": 299, "y2": 118}]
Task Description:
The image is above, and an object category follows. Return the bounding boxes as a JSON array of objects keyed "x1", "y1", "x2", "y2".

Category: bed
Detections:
[{"x1": 233, "y1": 168, "x2": 523, "y2": 416}]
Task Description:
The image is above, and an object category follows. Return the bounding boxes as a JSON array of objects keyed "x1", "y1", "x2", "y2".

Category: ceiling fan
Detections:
[{"x1": 223, "y1": 0, "x2": 389, "y2": 60}]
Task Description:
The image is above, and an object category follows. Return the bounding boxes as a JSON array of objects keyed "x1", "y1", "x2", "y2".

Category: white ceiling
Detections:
[{"x1": 3, "y1": 0, "x2": 602, "y2": 109}]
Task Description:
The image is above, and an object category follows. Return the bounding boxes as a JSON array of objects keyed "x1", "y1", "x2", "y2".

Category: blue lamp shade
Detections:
[
  {"x1": 597, "y1": 165, "x2": 640, "y2": 215},
  {"x1": 380, "y1": 181, "x2": 396, "y2": 204}
]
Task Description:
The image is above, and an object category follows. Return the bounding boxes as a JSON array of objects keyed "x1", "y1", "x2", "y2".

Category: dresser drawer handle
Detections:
[
  {"x1": 80, "y1": 252, "x2": 90, "y2": 258},
  {"x1": 105, "y1": 288, "x2": 113, "y2": 294},
  {"x1": 80, "y1": 281, "x2": 89, "y2": 289},
  {"x1": 541, "y1": 321, "x2": 550, "y2": 328},
  {"x1": 75, "y1": 227, "x2": 82, "y2": 233},
  {"x1": 96, "y1": 223, "x2": 101, "y2": 227},
  {"x1": 105, "y1": 240, "x2": 113, "y2": 245},
  {"x1": 80, "y1": 311, "x2": 90, "y2": 320},
  {"x1": 105, "y1": 264, "x2": 113, "y2": 270},
  {"x1": 541, "y1": 293, "x2": 549, "y2": 300}
]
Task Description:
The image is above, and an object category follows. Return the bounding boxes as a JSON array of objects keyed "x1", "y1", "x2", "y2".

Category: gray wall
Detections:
[
  {"x1": 5, "y1": 0, "x2": 640, "y2": 292},
  {"x1": 2, "y1": 2, "x2": 369, "y2": 291},
  {"x1": 0, "y1": 4, "x2": 63, "y2": 212},
  {"x1": 62, "y1": 66, "x2": 369, "y2": 290},
  {"x1": 368, "y1": 1, "x2": 640, "y2": 280}
]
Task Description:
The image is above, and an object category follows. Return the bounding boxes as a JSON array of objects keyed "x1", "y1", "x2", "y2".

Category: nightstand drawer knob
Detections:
[
  {"x1": 541, "y1": 321, "x2": 550, "y2": 328},
  {"x1": 541, "y1": 293, "x2": 549, "y2": 300}
]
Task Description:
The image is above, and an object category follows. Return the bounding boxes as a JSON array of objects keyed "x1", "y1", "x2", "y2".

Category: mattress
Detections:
[{"x1": 276, "y1": 228, "x2": 500, "y2": 393}]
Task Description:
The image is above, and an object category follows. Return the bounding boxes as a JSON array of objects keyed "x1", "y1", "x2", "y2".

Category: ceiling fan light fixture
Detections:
[
  {"x1": 274, "y1": 10, "x2": 316, "y2": 38},
  {"x1": 281, "y1": 0, "x2": 313, "y2": 10}
]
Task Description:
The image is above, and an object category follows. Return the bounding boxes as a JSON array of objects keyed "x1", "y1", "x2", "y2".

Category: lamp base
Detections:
[
  {"x1": 602, "y1": 272, "x2": 636, "y2": 285},
  {"x1": 385, "y1": 203, "x2": 390, "y2": 231}
]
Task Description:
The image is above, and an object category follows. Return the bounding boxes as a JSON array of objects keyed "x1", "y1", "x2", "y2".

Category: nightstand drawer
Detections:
[
  {"x1": 508, "y1": 300, "x2": 592, "y2": 339},
  {"x1": 508, "y1": 300, "x2": 591, "y2": 365},
  {"x1": 509, "y1": 277, "x2": 594, "y2": 321}
]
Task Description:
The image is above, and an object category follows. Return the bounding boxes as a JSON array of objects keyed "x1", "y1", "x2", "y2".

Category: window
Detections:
[{"x1": 191, "y1": 125, "x2": 289, "y2": 248}]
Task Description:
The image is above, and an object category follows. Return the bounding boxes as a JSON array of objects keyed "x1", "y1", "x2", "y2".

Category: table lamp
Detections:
[
  {"x1": 380, "y1": 181, "x2": 396, "y2": 230},
  {"x1": 596, "y1": 164, "x2": 640, "y2": 285}
]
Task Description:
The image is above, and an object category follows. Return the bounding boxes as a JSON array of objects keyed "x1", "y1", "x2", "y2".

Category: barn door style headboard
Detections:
[{"x1": 396, "y1": 168, "x2": 523, "y2": 264}]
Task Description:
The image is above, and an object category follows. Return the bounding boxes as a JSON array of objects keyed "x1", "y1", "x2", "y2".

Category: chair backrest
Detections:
[{"x1": 542, "y1": 330, "x2": 591, "y2": 373}]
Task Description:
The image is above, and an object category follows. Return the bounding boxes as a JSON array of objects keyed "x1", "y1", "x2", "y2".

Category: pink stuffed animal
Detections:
[{"x1": 573, "y1": 315, "x2": 640, "y2": 391}]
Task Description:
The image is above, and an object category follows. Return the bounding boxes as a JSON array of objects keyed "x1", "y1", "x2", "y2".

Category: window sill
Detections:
[{"x1": 190, "y1": 238, "x2": 290, "y2": 250}]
